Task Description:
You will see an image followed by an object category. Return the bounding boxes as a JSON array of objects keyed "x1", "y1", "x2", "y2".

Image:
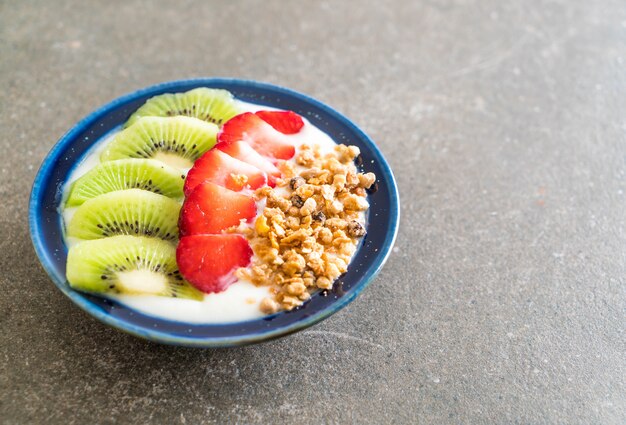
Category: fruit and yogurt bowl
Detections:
[
  {"x1": 30, "y1": 79, "x2": 399, "y2": 346},
  {"x1": 62, "y1": 87, "x2": 377, "y2": 322}
]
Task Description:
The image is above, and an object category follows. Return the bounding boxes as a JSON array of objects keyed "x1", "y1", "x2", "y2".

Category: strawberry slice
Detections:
[
  {"x1": 177, "y1": 234, "x2": 252, "y2": 293},
  {"x1": 218, "y1": 112, "x2": 296, "y2": 160},
  {"x1": 184, "y1": 149, "x2": 267, "y2": 195},
  {"x1": 179, "y1": 181, "x2": 256, "y2": 235},
  {"x1": 217, "y1": 141, "x2": 281, "y2": 186},
  {"x1": 255, "y1": 110, "x2": 304, "y2": 134}
]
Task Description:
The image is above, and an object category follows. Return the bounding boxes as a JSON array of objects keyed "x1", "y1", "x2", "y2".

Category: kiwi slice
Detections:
[
  {"x1": 66, "y1": 235, "x2": 203, "y2": 299},
  {"x1": 101, "y1": 116, "x2": 218, "y2": 169},
  {"x1": 124, "y1": 88, "x2": 242, "y2": 128},
  {"x1": 66, "y1": 189, "x2": 180, "y2": 241},
  {"x1": 66, "y1": 159, "x2": 184, "y2": 207}
]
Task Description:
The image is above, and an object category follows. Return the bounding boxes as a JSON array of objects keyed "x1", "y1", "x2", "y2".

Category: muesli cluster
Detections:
[{"x1": 234, "y1": 143, "x2": 376, "y2": 313}]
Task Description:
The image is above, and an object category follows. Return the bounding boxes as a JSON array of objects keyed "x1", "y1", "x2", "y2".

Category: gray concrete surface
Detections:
[{"x1": 1, "y1": 0, "x2": 625, "y2": 423}]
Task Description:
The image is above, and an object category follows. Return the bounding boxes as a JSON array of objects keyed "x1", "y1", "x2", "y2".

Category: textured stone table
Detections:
[{"x1": 1, "y1": 0, "x2": 624, "y2": 423}]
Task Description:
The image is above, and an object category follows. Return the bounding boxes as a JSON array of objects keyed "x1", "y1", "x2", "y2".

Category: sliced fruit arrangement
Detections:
[
  {"x1": 67, "y1": 189, "x2": 180, "y2": 241},
  {"x1": 66, "y1": 235, "x2": 203, "y2": 300},
  {"x1": 183, "y1": 149, "x2": 267, "y2": 195},
  {"x1": 217, "y1": 112, "x2": 297, "y2": 160},
  {"x1": 179, "y1": 181, "x2": 256, "y2": 236},
  {"x1": 169, "y1": 108, "x2": 307, "y2": 293},
  {"x1": 125, "y1": 88, "x2": 242, "y2": 128},
  {"x1": 65, "y1": 158, "x2": 184, "y2": 207},
  {"x1": 176, "y1": 179, "x2": 256, "y2": 293},
  {"x1": 101, "y1": 116, "x2": 218, "y2": 169},
  {"x1": 65, "y1": 88, "x2": 249, "y2": 300},
  {"x1": 176, "y1": 235, "x2": 253, "y2": 293},
  {"x1": 64, "y1": 85, "x2": 310, "y2": 300}
]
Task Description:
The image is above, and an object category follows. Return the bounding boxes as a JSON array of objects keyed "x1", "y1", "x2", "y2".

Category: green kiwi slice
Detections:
[
  {"x1": 66, "y1": 189, "x2": 180, "y2": 241},
  {"x1": 66, "y1": 235, "x2": 203, "y2": 299},
  {"x1": 124, "y1": 88, "x2": 242, "y2": 128},
  {"x1": 65, "y1": 158, "x2": 184, "y2": 207},
  {"x1": 101, "y1": 116, "x2": 218, "y2": 169}
]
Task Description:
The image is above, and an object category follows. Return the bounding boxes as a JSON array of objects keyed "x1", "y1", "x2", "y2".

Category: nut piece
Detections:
[
  {"x1": 281, "y1": 295, "x2": 302, "y2": 310},
  {"x1": 301, "y1": 167, "x2": 322, "y2": 180},
  {"x1": 282, "y1": 253, "x2": 306, "y2": 275},
  {"x1": 332, "y1": 230, "x2": 352, "y2": 245},
  {"x1": 325, "y1": 217, "x2": 347, "y2": 230},
  {"x1": 346, "y1": 172, "x2": 360, "y2": 187},
  {"x1": 353, "y1": 187, "x2": 366, "y2": 197},
  {"x1": 327, "y1": 200, "x2": 344, "y2": 215},
  {"x1": 280, "y1": 228, "x2": 310, "y2": 246},
  {"x1": 312, "y1": 211, "x2": 326, "y2": 223},
  {"x1": 268, "y1": 192, "x2": 291, "y2": 211},
  {"x1": 255, "y1": 215, "x2": 270, "y2": 235},
  {"x1": 231, "y1": 173, "x2": 249, "y2": 187},
  {"x1": 320, "y1": 184, "x2": 335, "y2": 200},
  {"x1": 336, "y1": 144, "x2": 361, "y2": 162},
  {"x1": 295, "y1": 184, "x2": 316, "y2": 199},
  {"x1": 296, "y1": 150, "x2": 316, "y2": 166},
  {"x1": 278, "y1": 161, "x2": 296, "y2": 179},
  {"x1": 347, "y1": 145, "x2": 361, "y2": 158},
  {"x1": 291, "y1": 194, "x2": 304, "y2": 208},
  {"x1": 325, "y1": 262, "x2": 340, "y2": 279},
  {"x1": 343, "y1": 194, "x2": 369, "y2": 211},
  {"x1": 286, "y1": 279, "x2": 306, "y2": 296},
  {"x1": 300, "y1": 198, "x2": 317, "y2": 216},
  {"x1": 289, "y1": 176, "x2": 306, "y2": 190},
  {"x1": 347, "y1": 221, "x2": 366, "y2": 237},
  {"x1": 316, "y1": 276, "x2": 332, "y2": 289},
  {"x1": 260, "y1": 297, "x2": 280, "y2": 314},
  {"x1": 318, "y1": 227, "x2": 333, "y2": 245},
  {"x1": 358, "y1": 172, "x2": 376, "y2": 189},
  {"x1": 285, "y1": 216, "x2": 300, "y2": 230},
  {"x1": 332, "y1": 174, "x2": 347, "y2": 189},
  {"x1": 255, "y1": 186, "x2": 272, "y2": 200}
]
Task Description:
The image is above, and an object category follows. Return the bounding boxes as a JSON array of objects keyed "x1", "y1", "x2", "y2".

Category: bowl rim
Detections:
[{"x1": 29, "y1": 78, "x2": 400, "y2": 347}]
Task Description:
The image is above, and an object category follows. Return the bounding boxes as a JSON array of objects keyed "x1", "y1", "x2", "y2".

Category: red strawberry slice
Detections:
[
  {"x1": 218, "y1": 112, "x2": 296, "y2": 160},
  {"x1": 255, "y1": 110, "x2": 304, "y2": 134},
  {"x1": 177, "y1": 234, "x2": 252, "y2": 293},
  {"x1": 179, "y1": 181, "x2": 256, "y2": 235},
  {"x1": 184, "y1": 149, "x2": 267, "y2": 195},
  {"x1": 217, "y1": 141, "x2": 281, "y2": 186}
]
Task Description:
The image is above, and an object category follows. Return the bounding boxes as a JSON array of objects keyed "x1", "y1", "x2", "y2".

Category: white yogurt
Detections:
[
  {"x1": 62, "y1": 100, "x2": 346, "y2": 323},
  {"x1": 65, "y1": 130, "x2": 116, "y2": 185},
  {"x1": 114, "y1": 280, "x2": 272, "y2": 323}
]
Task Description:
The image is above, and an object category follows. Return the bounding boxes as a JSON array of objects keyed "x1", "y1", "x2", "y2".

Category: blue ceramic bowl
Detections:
[{"x1": 29, "y1": 78, "x2": 400, "y2": 347}]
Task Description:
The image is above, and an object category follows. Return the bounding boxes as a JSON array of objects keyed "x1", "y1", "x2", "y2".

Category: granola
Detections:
[{"x1": 235, "y1": 143, "x2": 376, "y2": 311}]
